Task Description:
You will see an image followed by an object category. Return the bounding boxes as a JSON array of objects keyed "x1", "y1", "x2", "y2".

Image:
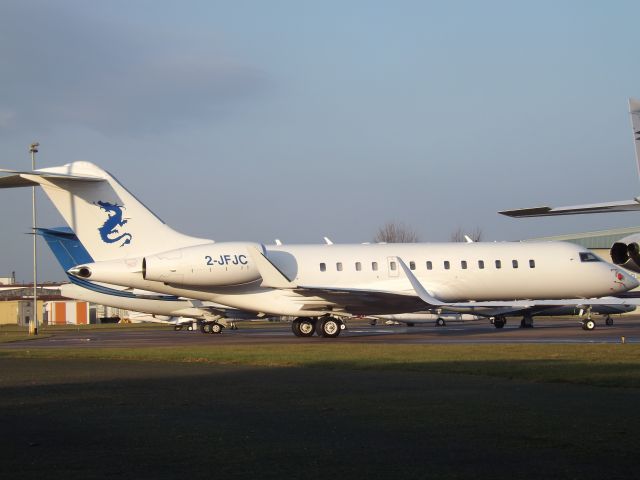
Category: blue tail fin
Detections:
[{"x1": 37, "y1": 227, "x2": 94, "y2": 272}]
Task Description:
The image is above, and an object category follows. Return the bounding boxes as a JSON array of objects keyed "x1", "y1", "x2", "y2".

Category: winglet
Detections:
[
  {"x1": 246, "y1": 246, "x2": 297, "y2": 289},
  {"x1": 396, "y1": 257, "x2": 445, "y2": 306}
]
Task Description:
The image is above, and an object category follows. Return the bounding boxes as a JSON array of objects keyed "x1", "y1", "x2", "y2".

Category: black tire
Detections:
[
  {"x1": 520, "y1": 316, "x2": 534, "y2": 329},
  {"x1": 605, "y1": 316, "x2": 614, "y2": 326},
  {"x1": 187, "y1": 324, "x2": 194, "y2": 331},
  {"x1": 406, "y1": 322, "x2": 415, "y2": 327},
  {"x1": 291, "y1": 319, "x2": 303, "y2": 337},
  {"x1": 202, "y1": 323, "x2": 212, "y2": 334},
  {"x1": 174, "y1": 325, "x2": 183, "y2": 331},
  {"x1": 298, "y1": 319, "x2": 316, "y2": 337},
  {"x1": 318, "y1": 317, "x2": 341, "y2": 338},
  {"x1": 583, "y1": 319, "x2": 596, "y2": 331},
  {"x1": 210, "y1": 323, "x2": 223, "y2": 334},
  {"x1": 436, "y1": 318, "x2": 446, "y2": 327},
  {"x1": 494, "y1": 318, "x2": 506, "y2": 329}
]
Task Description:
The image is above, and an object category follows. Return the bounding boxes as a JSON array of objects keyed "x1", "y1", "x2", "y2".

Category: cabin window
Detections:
[
  {"x1": 426, "y1": 261, "x2": 433, "y2": 270},
  {"x1": 495, "y1": 260, "x2": 502, "y2": 269},
  {"x1": 336, "y1": 262, "x2": 343, "y2": 271},
  {"x1": 478, "y1": 260, "x2": 485, "y2": 269},
  {"x1": 529, "y1": 259, "x2": 535, "y2": 268},
  {"x1": 461, "y1": 260, "x2": 467, "y2": 269},
  {"x1": 372, "y1": 261, "x2": 378, "y2": 271},
  {"x1": 390, "y1": 261, "x2": 397, "y2": 271},
  {"x1": 409, "y1": 261, "x2": 416, "y2": 270},
  {"x1": 320, "y1": 263, "x2": 326, "y2": 272},
  {"x1": 444, "y1": 260, "x2": 450, "y2": 270},
  {"x1": 512, "y1": 260, "x2": 518, "y2": 269},
  {"x1": 579, "y1": 252, "x2": 601, "y2": 262},
  {"x1": 355, "y1": 262, "x2": 362, "y2": 271}
]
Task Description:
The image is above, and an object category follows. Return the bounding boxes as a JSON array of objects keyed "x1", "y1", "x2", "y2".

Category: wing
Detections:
[
  {"x1": 499, "y1": 199, "x2": 640, "y2": 217},
  {"x1": 501, "y1": 99, "x2": 640, "y2": 218}
]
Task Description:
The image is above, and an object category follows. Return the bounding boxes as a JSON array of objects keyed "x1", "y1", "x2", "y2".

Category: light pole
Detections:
[{"x1": 29, "y1": 142, "x2": 39, "y2": 335}]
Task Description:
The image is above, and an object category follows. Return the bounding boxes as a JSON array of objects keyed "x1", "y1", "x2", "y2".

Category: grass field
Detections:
[
  {"x1": 2, "y1": 343, "x2": 640, "y2": 388},
  {"x1": 1, "y1": 335, "x2": 639, "y2": 479}
]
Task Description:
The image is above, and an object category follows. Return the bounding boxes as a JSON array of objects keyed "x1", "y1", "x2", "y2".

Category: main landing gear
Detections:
[
  {"x1": 581, "y1": 318, "x2": 596, "y2": 331},
  {"x1": 291, "y1": 317, "x2": 344, "y2": 338},
  {"x1": 200, "y1": 321, "x2": 224, "y2": 334},
  {"x1": 491, "y1": 316, "x2": 506, "y2": 329},
  {"x1": 519, "y1": 314, "x2": 534, "y2": 329}
]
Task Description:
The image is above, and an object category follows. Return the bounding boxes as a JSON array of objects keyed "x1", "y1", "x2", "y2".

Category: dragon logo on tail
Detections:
[{"x1": 95, "y1": 201, "x2": 133, "y2": 247}]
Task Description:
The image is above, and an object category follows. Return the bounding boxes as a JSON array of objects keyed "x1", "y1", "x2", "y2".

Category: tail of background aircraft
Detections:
[
  {"x1": 0, "y1": 161, "x2": 211, "y2": 262},
  {"x1": 629, "y1": 98, "x2": 640, "y2": 180},
  {"x1": 37, "y1": 227, "x2": 94, "y2": 272}
]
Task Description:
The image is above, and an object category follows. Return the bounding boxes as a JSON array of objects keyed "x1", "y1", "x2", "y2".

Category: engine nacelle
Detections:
[
  {"x1": 610, "y1": 233, "x2": 640, "y2": 273},
  {"x1": 143, "y1": 242, "x2": 262, "y2": 287}
]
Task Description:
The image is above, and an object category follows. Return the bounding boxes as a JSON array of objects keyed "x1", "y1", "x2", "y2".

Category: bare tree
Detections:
[
  {"x1": 374, "y1": 222, "x2": 419, "y2": 243},
  {"x1": 450, "y1": 227, "x2": 483, "y2": 242}
]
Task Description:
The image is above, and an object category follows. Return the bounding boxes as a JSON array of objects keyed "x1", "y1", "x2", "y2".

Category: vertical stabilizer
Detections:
[
  {"x1": 10, "y1": 162, "x2": 212, "y2": 262},
  {"x1": 629, "y1": 98, "x2": 640, "y2": 181}
]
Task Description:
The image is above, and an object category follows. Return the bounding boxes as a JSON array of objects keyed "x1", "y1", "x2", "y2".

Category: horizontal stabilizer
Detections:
[{"x1": 0, "y1": 169, "x2": 103, "y2": 188}]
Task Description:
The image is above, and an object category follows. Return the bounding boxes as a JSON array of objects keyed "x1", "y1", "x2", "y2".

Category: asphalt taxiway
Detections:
[{"x1": 2, "y1": 316, "x2": 639, "y2": 349}]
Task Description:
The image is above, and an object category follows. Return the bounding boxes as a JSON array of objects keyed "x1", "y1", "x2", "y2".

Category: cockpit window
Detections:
[{"x1": 579, "y1": 252, "x2": 601, "y2": 262}]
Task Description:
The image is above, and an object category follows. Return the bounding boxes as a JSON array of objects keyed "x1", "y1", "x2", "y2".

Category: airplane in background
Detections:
[
  {"x1": 0, "y1": 161, "x2": 637, "y2": 338},
  {"x1": 372, "y1": 302, "x2": 635, "y2": 330},
  {"x1": 38, "y1": 227, "x2": 260, "y2": 333},
  {"x1": 500, "y1": 98, "x2": 640, "y2": 274}
]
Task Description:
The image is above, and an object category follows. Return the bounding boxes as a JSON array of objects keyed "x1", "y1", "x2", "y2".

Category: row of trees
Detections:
[{"x1": 373, "y1": 222, "x2": 483, "y2": 243}]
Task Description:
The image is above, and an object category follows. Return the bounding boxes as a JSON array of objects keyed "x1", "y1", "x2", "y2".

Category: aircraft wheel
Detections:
[
  {"x1": 174, "y1": 325, "x2": 183, "y2": 331},
  {"x1": 291, "y1": 319, "x2": 302, "y2": 337},
  {"x1": 582, "y1": 319, "x2": 596, "y2": 331},
  {"x1": 298, "y1": 318, "x2": 316, "y2": 337},
  {"x1": 202, "y1": 323, "x2": 212, "y2": 334},
  {"x1": 494, "y1": 318, "x2": 506, "y2": 329},
  {"x1": 605, "y1": 316, "x2": 614, "y2": 326},
  {"x1": 318, "y1": 317, "x2": 341, "y2": 338},
  {"x1": 187, "y1": 324, "x2": 194, "y2": 331},
  {"x1": 436, "y1": 317, "x2": 446, "y2": 327},
  {"x1": 520, "y1": 315, "x2": 534, "y2": 329},
  {"x1": 210, "y1": 323, "x2": 223, "y2": 334},
  {"x1": 406, "y1": 322, "x2": 415, "y2": 327}
]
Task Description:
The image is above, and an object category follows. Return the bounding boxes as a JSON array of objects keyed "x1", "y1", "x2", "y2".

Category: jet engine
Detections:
[
  {"x1": 610, "y1": 233, "x2": 640, "y2": 273},
  {"x1": 143, "y1": 242, "x2": 262, "y2": 287}
]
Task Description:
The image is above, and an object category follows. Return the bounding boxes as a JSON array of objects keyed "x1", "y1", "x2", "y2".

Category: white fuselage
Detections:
[{"x1": 74, "y1": 241, "x2": 637, "y2": 317}]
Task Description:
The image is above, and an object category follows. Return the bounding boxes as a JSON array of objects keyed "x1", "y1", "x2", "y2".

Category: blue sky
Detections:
[{"x1": 2, "y1": 0, "x2": 640, "y2": 281}]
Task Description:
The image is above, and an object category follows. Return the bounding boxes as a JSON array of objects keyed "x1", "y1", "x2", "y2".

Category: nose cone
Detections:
[{"x1": 616, "y1": 269, "x2": 639, "y2": 291}]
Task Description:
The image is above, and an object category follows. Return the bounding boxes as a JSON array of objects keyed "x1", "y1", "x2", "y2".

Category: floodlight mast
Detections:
[{"x1": 29, "y1": 142, "x2": 39, "y2": 335}]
